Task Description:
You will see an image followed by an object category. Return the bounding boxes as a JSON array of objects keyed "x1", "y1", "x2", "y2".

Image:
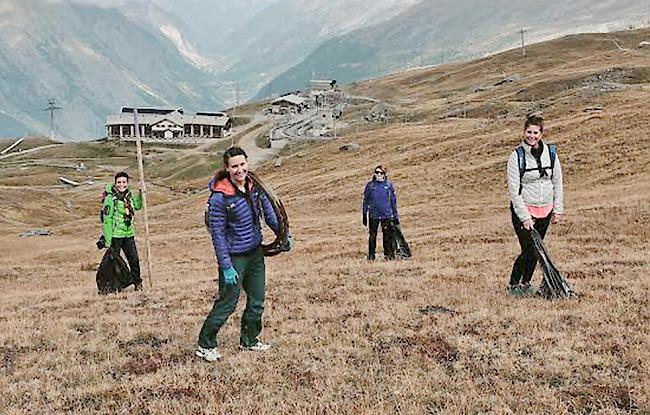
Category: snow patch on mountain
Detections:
[{"x1": 159, "y1": 24, "x2": 214, "y2": 67}]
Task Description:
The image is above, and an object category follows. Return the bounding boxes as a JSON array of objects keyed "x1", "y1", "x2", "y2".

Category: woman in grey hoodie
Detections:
[{"x1": 506, "y1": 115, "x2": 564, "y2": 296}]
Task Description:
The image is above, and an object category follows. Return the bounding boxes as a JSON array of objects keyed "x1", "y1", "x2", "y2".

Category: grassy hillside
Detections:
[{"x1": 0, "y1": 29, "x2": 648, "y2": 413}]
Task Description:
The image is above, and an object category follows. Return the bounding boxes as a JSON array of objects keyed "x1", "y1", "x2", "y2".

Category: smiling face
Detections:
[
  {"x1": 523, "y1": 124, "x2": 543, "y2": 148},
  {"x1": 374, "y1": 168, "x2": 386, "y2": 181},
  {"x1": 226, "y1": 154, "x2": 248, "y2": 184},
  {"x1": 115, "y1": 176, "x2": 128, "y2": 193}
]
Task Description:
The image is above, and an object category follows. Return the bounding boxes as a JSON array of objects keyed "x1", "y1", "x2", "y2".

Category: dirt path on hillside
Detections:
[
  {"x1": 236, "y1": 121, "x2": 279, "y2": 168},
  {"x1": 0, "y1": 143, "x2": 63, "y2": 160},
  {"x1": 177, "y1": 115, "x2": 278, "y2": 168}
]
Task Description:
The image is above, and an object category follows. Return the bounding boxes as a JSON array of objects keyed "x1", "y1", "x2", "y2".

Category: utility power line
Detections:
[
  {"x1": 519, "y1": 28, "x2": 528, "y2": 56},
  {"x1": 43, "y1": 98, "x2": 62, "y2": 140}
]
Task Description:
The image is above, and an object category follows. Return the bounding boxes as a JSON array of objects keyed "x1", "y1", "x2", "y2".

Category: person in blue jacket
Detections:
[
  {"x1": 362, "y1": 165, "x2": 399, "y2": 260},
  {"x1": 196, "y1": 146, "x2": 290, "y2": 362}
]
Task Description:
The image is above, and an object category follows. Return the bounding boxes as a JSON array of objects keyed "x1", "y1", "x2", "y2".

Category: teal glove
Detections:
[
  {"x1": 284, "y1": 234, "x2": 293, "y2": 252},
  {"x1": 223, "y1": 266, "x2": 239, "y2": 286}
]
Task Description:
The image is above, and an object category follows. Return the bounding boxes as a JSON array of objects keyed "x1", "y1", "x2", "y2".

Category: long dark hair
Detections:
[{"x1": 215, "y1": 146, "x2": 248, "y2": 181}]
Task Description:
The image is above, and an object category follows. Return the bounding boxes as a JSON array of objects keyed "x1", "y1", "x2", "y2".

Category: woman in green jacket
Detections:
[{"x1": 102, "y1": 171, "x2": 143, "y2": 290}]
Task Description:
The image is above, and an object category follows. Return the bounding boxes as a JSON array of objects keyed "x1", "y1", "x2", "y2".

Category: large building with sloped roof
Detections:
[{"x1": 106, "y1": 108, "x2": 232, "y2": 143}]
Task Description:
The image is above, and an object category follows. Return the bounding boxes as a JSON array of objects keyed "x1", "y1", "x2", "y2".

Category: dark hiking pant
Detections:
[
  {"x1": 110, "y1": 236, "x2": 141, "y2": 285},
  {"x1": 198, "y1": 247, "x2": 266, "y2": 349},
  {"x1": 509, "y1": 206, "x2": 552, "y2": 286},
  {"x1": 368, "y1": 218, "x2": 395, "y2": 260}
]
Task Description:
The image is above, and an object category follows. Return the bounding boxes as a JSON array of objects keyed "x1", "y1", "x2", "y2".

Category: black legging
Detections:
[
  {"x1": 509, "y1": 206, "x2": 552, "y2": 286},
  {"x1": 368, "y1": 218, "x2": 395, "y2": 260},
  {"x1": 111, "y1": 236, "x2": 142, "y2": 284}
]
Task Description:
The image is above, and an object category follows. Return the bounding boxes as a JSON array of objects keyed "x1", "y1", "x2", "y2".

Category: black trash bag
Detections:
[
  {"x1": 96, "y1": 249, "x2": 134, "y2": 294},
  {"x1": 391, "y1": 222, "x2": 412, "y2": 259}
]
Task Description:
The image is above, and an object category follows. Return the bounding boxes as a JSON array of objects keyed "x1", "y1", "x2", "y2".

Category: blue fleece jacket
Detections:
[
  {"x1": 362, "y1": 179, "x2": 399, "y2": 220},
  {"x1": 207, "y1": 175, "x2": 279, "y2": 269}
]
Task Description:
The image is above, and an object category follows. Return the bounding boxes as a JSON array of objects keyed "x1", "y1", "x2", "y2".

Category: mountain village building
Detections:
[
  {"x1": 271, "y1": 94, "x2": 308, "y2": 113},
  {"x1": 106, "y1": 108, "x2": 232, "y2": 143}
]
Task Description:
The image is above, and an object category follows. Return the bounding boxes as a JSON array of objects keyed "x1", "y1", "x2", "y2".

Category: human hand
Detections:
[
  {"x1": 552, "y1": 213, "x2": 561, "y2": 224},
  {"x1": 284, "y1": 234, "x2": 293, "y2": 252},
  {"x1": 96, "y1": 235, "x2": 106, "y2": 250},
  {"x1": 523, "y1": 219, "x2": 534, "y2": 230},
  {"x1": 223, "y1": 266, "x2": 239, "y2": 286},
  {"x1": 362, "y1": 215, "x2": 367, "y2": 226}
]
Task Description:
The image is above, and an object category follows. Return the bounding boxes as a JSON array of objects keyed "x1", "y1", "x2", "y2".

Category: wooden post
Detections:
[{"x1": 133, "y1": 108, "x2": 154, "y2": 288}]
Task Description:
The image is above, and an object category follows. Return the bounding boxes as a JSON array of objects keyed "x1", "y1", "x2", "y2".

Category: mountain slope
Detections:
[
  {"x1": 262, "y1": 0, "x2": 650, "y2": 96},
  {"x1": 220, "y1": 0, "x2": 420, "y2": 99},
  {"x1": 0, "y1": 0, "x2": 223, "y2": 139},
  {"x1": 151, "y1": 0, "x2": 275, "y2": 57}
]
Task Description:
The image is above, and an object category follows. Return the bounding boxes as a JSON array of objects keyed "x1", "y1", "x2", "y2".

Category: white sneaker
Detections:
[
  {"x1": 240, "y1": 341, "x2": 271, "y2": 352},
  {"x1": 195, "y1": 346, "x2": 221, "y2": 361}
]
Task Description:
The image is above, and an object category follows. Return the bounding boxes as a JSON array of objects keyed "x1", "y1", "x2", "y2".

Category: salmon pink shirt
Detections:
[{"x1": 527, "y1": 204, "x2": 554, "y2": 218}]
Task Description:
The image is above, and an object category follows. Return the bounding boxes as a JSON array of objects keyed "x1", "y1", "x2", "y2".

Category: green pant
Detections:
[{"x1": 198, "y1": 247, "x2": 266, "y2": 348}]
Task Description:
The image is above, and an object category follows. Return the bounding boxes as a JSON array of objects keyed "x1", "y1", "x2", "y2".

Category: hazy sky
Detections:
[
  {"x1": 46, "y1": 0, "x2": 132, "y2": 6},
  {"x1": 55, "y1": 0, "x2": 273, "y2": 5}
]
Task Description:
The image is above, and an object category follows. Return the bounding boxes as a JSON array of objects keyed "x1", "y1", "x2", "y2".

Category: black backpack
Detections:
[
  {"x1": 516, "y1": 144, "x2": 557, "y2": 195},
  {"x1": 96, "y1": 250, "x2": 134, "y2": 294}
]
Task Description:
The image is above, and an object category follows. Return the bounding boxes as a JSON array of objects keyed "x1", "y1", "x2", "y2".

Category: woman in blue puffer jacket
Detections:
[
  {"x1": 196, "y1": 146, "x2": 289, "y2": 362},
  {"x1": 362, "y1": 165, "x2": 399, "y2": 260}
]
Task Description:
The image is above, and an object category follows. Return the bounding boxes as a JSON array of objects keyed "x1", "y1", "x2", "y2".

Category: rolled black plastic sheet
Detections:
[
  {"x1": 530, "y1": 228, "x2": 574, "y2": 299},
  {"x1": 248, "y1": 171, "x2": 291, "y2": 257}
]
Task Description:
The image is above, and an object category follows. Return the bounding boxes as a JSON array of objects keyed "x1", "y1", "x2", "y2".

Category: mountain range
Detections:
[
  {"x1": 261, "y1": 0, "x2": 650, "y2": 98},
  {"x1": 0, "y1": 0, "x2": 648, "y2": 139},
  {"x1": 0, "y1": 0, "x2": 223, "y2": 139},
  {"x1": 215, "y1": 0, "x2": 421, "y2": 99}
]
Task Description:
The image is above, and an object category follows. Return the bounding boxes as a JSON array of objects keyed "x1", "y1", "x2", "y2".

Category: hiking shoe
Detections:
[
  {"x1": 240, "y1": 341, "x2": 271, "y2": 352},
  {"x1": 195, "y1": 346, "x2": 221, "y2": 362},
  {"x1": 507, "y1": 284, "x2": 523, "y2": 297},
  {"x1": 519, "y1": 283, "x2": 535, "y2": 297}
]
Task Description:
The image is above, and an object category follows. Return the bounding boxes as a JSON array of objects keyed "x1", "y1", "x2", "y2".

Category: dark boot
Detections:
[
  {"x1": 381, "y1": 219, "x2": 396, "y2": 260},
  {"x1": 368, "y1": 218, "x2": 379, "y2": 260}
]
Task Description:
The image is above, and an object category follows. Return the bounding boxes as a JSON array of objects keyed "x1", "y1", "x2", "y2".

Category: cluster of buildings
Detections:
[
  {"x1": 105, "y1": 108, "x2": 232, "y2": 143},
  {"x1": 105, "y1": 79, "x2": 340, "y2": 145},
  {"x1": 267, "y1": 79, "x2": 341, "y2": 115}
]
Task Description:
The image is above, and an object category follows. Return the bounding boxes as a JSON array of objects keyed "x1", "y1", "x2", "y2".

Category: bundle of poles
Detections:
[{"x1": 530, "y1": 228, "x2": 575, "y2": 299}]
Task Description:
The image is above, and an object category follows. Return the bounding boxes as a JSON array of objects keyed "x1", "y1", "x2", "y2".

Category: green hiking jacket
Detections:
[{"x1": 102, "y1": 184, "x2": 142, "y2": 246}]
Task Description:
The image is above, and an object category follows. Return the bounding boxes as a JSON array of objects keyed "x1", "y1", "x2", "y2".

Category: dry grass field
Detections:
[{"x1": 1, "y1": 29, "x2": 649, "y2": 414}]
